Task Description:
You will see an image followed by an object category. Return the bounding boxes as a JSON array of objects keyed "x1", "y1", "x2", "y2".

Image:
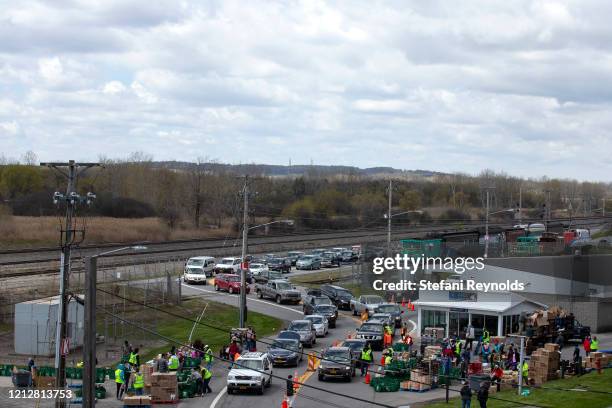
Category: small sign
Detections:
[
  {"x1": 241, "y1": 262, "x2": 249, "y2": 270},
  {"x1": 61, "y1": 338, "x2": 70, "y2": 356}
]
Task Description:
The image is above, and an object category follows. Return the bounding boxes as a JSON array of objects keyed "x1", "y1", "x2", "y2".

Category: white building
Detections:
[{"x1": 413, "y1": 289, "x2": 546, "y2": 338}]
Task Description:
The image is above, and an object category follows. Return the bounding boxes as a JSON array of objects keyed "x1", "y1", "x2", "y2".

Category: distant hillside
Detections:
[{"x1": 154, "y1": 161, "x2": 446, "y2": 179}]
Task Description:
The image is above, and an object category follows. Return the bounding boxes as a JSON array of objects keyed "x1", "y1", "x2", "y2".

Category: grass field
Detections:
[
  {"x1": 422, "y1": 369, "x2": 612, "y2": 408},
  {"x1": 0, "y1": 216, "x2": 234, "y2": 248},
  {"x1": 137, "y1": 298, "x2": 283, "y2": 361}
]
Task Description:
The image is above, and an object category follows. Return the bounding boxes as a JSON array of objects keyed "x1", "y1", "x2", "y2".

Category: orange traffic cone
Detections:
[
  {"x1": 364, "y1": 372, "x2": 371, "y2": 384},
  {"x1": 411, "y1": 304, "x2": 415, "y2": 311},
  {"x1": 293, "y1": 370, "x2": 299, "y2": 391},
  {"x1": 401, "y1": 297, "x2": 406, "y2": 308},
  {"x1": 282, "y1": 396, "x2": 289, "y2": 408}
]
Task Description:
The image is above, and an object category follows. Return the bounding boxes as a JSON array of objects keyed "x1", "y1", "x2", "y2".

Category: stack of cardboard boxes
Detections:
[
  {"x1": 123, "y1": 395, "x2": 153, "y2": 406},
  {"x1": 424, "y1": 345, "x2": 442, "y2": 359},
  {"x1": 140, "y1": 364, "x2": 154, "y2": 388},
  {"x1": 529, "y1": 343, "x2": 560, "y2": 385},
  {"x1": 400, "y1": 369, "x2": 431, "y2": 392},
  {"x1": 584, "y1": 352, "x2": 611, "y2": 369},
  {"x1": 150, "y1": 372, "x2": 178, "y2": 403}
]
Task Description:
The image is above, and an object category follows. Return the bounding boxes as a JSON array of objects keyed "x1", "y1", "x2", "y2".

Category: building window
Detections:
[
  {"x1": 503, "y1": 314, "x2": 520, "y2": 335},
  {"x1": 421, "y1": 310, "x2": 447, "y2": 334}
]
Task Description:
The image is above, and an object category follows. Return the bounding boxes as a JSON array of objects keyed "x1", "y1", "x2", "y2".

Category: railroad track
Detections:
[{"x1": 1, "y1": 216, "x2": 608, "y2": 279}]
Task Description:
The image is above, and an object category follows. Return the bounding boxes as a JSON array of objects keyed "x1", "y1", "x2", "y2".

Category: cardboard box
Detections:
[
  {"x1": 123, "y1": 396, "x2": 153, "y2": 406},
  {"x1": 35, "y1": 376, "x2": 56, "y2": 389},
  {"x1": 544, "y1": 343, "x2": 560, "y2": 352},
  {"x1": 150, "y1": 385, "x2": 178, "y2": 402}
]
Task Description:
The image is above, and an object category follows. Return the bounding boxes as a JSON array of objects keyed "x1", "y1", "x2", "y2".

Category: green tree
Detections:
[
  {"x1": 399, "y1": 190, "x2": 422, "y2": 211},
  {"x1": 0, "y1": 165, "x2": 44, "y2": 199}
]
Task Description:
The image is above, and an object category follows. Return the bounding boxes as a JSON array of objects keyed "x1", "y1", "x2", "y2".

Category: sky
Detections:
[{"x1": 1, "y1": 0, "x2": 612, "y2": 180}]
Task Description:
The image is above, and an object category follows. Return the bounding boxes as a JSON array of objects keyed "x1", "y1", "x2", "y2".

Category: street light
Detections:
[
  {"x1": 239, "y1": 220, "x2": 294, "y2": 328},
  {"x1": 83, "y1": 245, "x2": 147, "y2": 408},
  {"x1": 484, "y1": 208, "x2": 514, "y2": 258}
]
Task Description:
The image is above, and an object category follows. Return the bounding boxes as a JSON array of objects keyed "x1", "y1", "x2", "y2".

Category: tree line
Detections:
[{"x1": 1, "y1": 152, "x2": 610, "y2": 232}]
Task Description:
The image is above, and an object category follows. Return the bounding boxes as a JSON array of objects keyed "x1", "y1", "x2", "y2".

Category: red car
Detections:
[{"x1": 214, "y1": 274, "x2": 250, "y2": 294}]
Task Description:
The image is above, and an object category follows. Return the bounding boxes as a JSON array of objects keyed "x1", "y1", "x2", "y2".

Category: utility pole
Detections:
[
  {"x1": 484, "y1": 188, "x2": 490, "y2": 258},
  {"x1": 518, "y1": 186, "x2": 522, "y2": 224},
  {"x1": 41, "y1": 161, "x2": 99, "y2": 408},
  {"x1": 83, "y1": 256, "x2": 96, "y2": 408},
  {"x1": 545, "y1": 189, "x2": 551, "y2": 228},
  {"x1": 387, "y1": 179, "x2": 392, "y2": 257},
  {"x1": 239, "y1": 176, "x2": 249, "y2": 328},
  {"x1": 603, "y1": 198, "x2": 606, "y2": 217}
]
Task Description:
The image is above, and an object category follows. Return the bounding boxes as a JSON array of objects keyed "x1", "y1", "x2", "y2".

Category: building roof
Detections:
[{"x1": 413, "y1": 293, "x2": 546, "y2": 313}]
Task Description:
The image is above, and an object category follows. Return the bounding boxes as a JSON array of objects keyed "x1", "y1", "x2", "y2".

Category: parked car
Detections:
[
  {"x1": 249, "y1": 263, "x2": 269, "y2": 276},
  {"x1": 356, "y1": 320, "x2": 385, "y2": 350},
  {"x1": 318, "y1": 347, "x2": 355, "y2": 381},
  {"x1": 303, "y1": 295, "x2": 333, "y2": 315},
  {"x1": 320, "y1": 284, "x2": 354, "y2": 310},
  {"x1": 252, "y1": 269, "x2": 283, "y2": 283},
  {"x1": 267, "y1": 257, "x2": 292, "y2": 273},
  {"x1": 320, "y1": 251, "x2": 340, "y2": 268},
  {"x1": 310, "y1": 248, "x2": 327, "y2": 256},
  {"x1": 350, "y1": 295, "x2": 384, "y2": 317},
  {"x1": 267, "y1": 338, "x2": 303, "y2": 367},
  {"x1": 304, "y1": 315, "x2": 329, "y2": 337},
  {"x1": 214, "y1": 274, "x2": 250, "y2": 295},
  {"x1": 286, "y1": 251, "x2": 305, "y2": 266},
  {"x1": 312, "y1": 304, "x2": 338, "y2": 328},
  {"x1": 341, "y1": 338, "x2": 368, "y2": 368},
  {"x1": 375, "y1": 303, "x2": 404, "y2": 328},
  {"x1": 214, "y1": 257, "x2": 242, "y2": 274},
  {"x1": 287, "y1": 320, "x2": 317, "y2": 347},
  {"x1": 183, "y1": 256, "x2": 216, "y2": 283},
  {"x1": 227, "y1": 352, "x2": 272, "y2": 395},
  {"x1": 340, "y1": 250, "x2": 357, "y2": 263},
  {"x1": 276, "y1": 330, "x2": 302, "y2": 343},
  {"x1": 256, "y1": 279, "x2": 301, "y2": 304},
  {"x1": 296, "y1": 255, "x2": 321, "y2": 270}
]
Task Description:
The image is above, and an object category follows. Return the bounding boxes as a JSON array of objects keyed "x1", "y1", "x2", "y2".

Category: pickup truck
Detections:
[{"x1": 256, "y1": 279, "x2": 302, "y2": 304}]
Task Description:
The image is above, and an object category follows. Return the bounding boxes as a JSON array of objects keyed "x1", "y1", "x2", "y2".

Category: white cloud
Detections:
[{"x1": 1, "y1": 0, "x2": 612, "y2": 180}]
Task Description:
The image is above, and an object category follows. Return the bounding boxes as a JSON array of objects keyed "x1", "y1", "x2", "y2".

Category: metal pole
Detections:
[
  {"x1": 55, "y1": 161, "x2": 76, "y2": 407},
  {"x1": 83, "y1": 256, "x2": 97, "y2": 408},
  {"x1": 518, "y1": 336, "x2": 525, "y2": 395},
  {"x1": 519, "y1": 187, "x2": 522, "y2": 224},
  {"x1": 387, "y1": 179, "x2": 392, "y2": 256},
  {"x1": 239, "y1": 176, "x2": 249, "y2": 328},
  {"x1": 484, "y1": 189, "x2": 490, "y2": 258}
]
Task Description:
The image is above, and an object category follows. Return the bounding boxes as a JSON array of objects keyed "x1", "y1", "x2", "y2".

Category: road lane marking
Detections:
[
  {"x1": 182, "y1": 284, "x2": 303, "y2": 315},
  {"x1": 210, "y1": 386, "x2": 227, "y2": 408}
]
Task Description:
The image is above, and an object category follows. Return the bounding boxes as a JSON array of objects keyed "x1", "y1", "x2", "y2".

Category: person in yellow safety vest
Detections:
[
  {"x1": 115, "y1": 364, "x2": 125, "y2": 400},
  {"x1": 168, "y1": 354, "x2": 179, "y2": 371},
  {"x1": 133, "y1": 367, "x2": 144, "y2": 396},
  {"x1": 384, "y1": 353, "x2": 392, "y2": 366},
  {"x1": 360, "y1": 343, "x2": 373, "y2": 376},
  {"x1": 455, "y1": 341, "x2": 461, "y2": 357},
  {"x1": 76, "y1": 361, "x2": 84, "y2": 368},
  {"x1": 521, "y1": 360, "x2": 529, "y2": 384},
  {"x1": 129, "y1": 348, "x2": 140, "y2": 367},
  {"x1": 201, "y1": 366, "x2": 213, "y2": 394},
  {"x1": 590, "y1": 336, "x2": 599, "y2": 352},
  {"x1": 204, "y1": 345, "x2": 214, "y2": 370}
]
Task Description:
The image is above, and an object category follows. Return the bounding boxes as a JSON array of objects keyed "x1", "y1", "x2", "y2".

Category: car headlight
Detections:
[{"x1": 228, "y1": 375, "x2": 235, "y2": 380}]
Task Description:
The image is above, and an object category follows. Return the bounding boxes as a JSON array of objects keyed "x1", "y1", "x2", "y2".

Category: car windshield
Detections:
[
  {"x1": 188, "y1": 259, "x2": 205, "y2": 266},
  {"x1": 250, "y1": 263, "x2": 264, "y2": 269},
  {"x1": 237, "y1": 359, "x2": 262, "y2": 370},
  {"x1": 221, "y1": 259, "x2": 234, "y2": 265},
  {"x1": 276, "y1": 282, "x2": 292, "y2": 290},
  {"x1": 272, "y1": 339, "x2": 299, "y2": 351},
  {"x1": 343, "y1": 341, "x2": 364, "y2": 351},
  {"x1": 315, "y1": 305, "x2": 335, "y2": 313},
  {"x1": 323, "y1": 350, "x2": 350, "y2": 362},
  {"x1": 313, "y1": 297, "x2": 331, "y2": 305},
  {"x1": 299, "y1": 255, "x2": 314, "y2": 260},
  {"x1": 337, "y1": 290, "x2": 352, "y2": 298},
  {"x1": 363, "y1": 296, "x2": 383, "y2": 304},
  {"x1": 306, "y1": 316, "x2": 324, "y2": 324},
  {"x1": 269, "y1": 258, "x2": 282, "y2": 264},
  {"x1": 278, "y1": 332, "x2": 300, "y2": 341},
  {"x1": 360, "y1": 323, "x2": 383, "y2": 332},
  {"x1": 288, "y1": 322, "x2": 310, "y2": 331},
  {"x1": 377, "y1": 305, "x2": 400, "y2": 313},
  {"x1": 225, "y1": 275, "x2": 240, "y2": 282},
  {"x1": 342, "y1": 252, "x2": 352, "y2": 256}
]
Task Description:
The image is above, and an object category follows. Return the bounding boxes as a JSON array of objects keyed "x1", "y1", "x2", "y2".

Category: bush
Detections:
[
  {"x1": 439, "y1": 209, "x2": 471, "y2": 221},
  {"x1": 93, "y1": 194, "x2": 156, "y2": 218}
]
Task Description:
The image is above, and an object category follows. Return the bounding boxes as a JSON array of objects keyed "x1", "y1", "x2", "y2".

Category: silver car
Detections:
[
  {"x1": 351, "y1": 295, "x2": 384, "y2": 316},
  {"x1": 304, "y1": 314, "x2": 329, "y2": 337},
  {"x1": 287, "y1": 319, "x2": 317, "y2": 347}
]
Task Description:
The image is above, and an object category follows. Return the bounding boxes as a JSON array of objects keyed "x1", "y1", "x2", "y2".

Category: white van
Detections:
[{"x1": 184, "y1": 256, "x2": 216, "y2": 284}]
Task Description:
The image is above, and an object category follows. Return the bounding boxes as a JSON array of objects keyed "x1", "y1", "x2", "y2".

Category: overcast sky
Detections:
[{"x1": 1, "y1": 1, "x2": 612, "y2": 180}]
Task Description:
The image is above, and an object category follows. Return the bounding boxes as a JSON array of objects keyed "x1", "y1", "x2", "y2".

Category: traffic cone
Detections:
[
  {"x1": 282, "y1": 396, "x2": 288, "y2": 408},
  {"x1": 364, "y1": 372, "x2": 371, "y2": 384},
  {"x1": 401, "y1": 297, "x2": 406, "y2": 308},
  {"x1": 411, "y1": 304, "x2": 415, "y2": 311},
  {"x1": 293, "y1": 370, "x2": 299, "y2": 391}
]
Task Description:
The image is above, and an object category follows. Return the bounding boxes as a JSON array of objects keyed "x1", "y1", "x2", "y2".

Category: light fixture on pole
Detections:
[{"x1": 83, "y1": 245, "x2": 147, "y2": 408}]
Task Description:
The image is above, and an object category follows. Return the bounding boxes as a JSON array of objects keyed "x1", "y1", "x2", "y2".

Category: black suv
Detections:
[
  {"x1": 267, "y1": 257, "x2": 292, "y2": 273},
  {"x1": 303, "y1": 295, "x2": 334, "y2": 315},
  {"x1": 320, "y1": 284, "x2": 354, "y2": 310}
]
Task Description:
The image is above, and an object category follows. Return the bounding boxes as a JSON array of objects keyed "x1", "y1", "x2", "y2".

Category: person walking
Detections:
[
  {"x1": 360, "y1": 342, "x2": 373, "y2": 376},
  {"x1": 477, "y1": 381, "x2": 489, "y2": 408},
  {"x1": 156, "y1": 353, "x2": 169, "y2": 373},
  {"x1": 114, "y1": 364, "x2": 125, "y2": 400},
  {"x1": 460, "y1": 381, "x2": 472, "y2": 408},
  {"x1": 590, "y1": 336, "x2": 599, "y2": 352},
  {"x1": 201, "y1": 366, "x2": 213, "y2": 394},
  {"x1": 203, "y1": 344, "x2": 214, "y2": 370}
]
